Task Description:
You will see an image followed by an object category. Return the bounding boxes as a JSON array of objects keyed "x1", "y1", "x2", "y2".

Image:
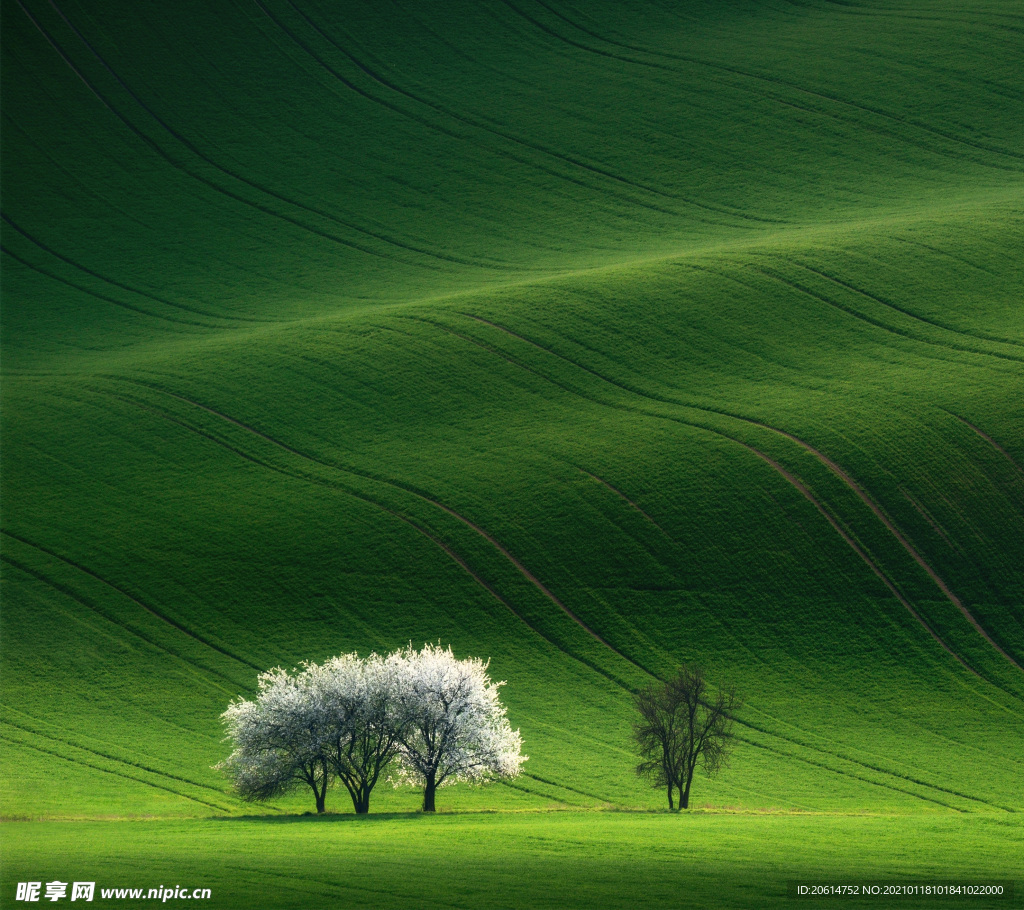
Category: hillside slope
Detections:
[{"x1": 2, "y1": 0, "x2": 1022, "y2": 819}]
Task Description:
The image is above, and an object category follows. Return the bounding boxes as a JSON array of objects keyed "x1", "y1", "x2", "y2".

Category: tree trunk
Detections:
[
  {"x1": 680, "y1": 777, "x2": 691, "y2": 809},
  {"x1": 667, "y1": 786, "x2": 674, "y2": 810},
  {"x1": 422, "y1": 772, "x2": 437, "y2": 812},
  {"x1": 355, "y1": 789, "x2": 369, "y2": 814},
  {"x1": 305, "y1": 759, "x2": 328, "y2": 814}
]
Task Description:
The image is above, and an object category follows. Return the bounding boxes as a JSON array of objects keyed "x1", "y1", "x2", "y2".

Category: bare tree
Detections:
[{"x1": 632, "y1": 666, "x2": 740, "y2": 810}]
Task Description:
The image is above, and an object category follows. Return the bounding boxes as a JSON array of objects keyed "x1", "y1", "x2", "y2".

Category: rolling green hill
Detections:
[{"x1": 2, "y1": 0, "x2": 1023, "y2": 902}]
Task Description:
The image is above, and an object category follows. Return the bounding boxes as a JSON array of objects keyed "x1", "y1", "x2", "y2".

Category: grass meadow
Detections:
[
  {"x1": 2, "y1": 0, "x2": 1022, "y2": 906},
  {"x1": 3, "y1": 813, "x2": 1022, "y2": 909}
]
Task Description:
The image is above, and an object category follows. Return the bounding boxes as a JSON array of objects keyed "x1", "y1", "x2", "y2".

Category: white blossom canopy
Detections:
[
  {"x1": 217, "y1": 664, "x2": 332, "y2": 807},
  {"x1": 217, "y1": 644, "x2": 525, "y2": 813},
  {"x1": 388, "y1": 643, "x2": 526, "y2": 794}
]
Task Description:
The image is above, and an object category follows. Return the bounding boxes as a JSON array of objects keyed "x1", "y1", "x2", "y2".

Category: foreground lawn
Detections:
[{"x1": 2, "y1": 811, "x2": 1021, "y2": 909}]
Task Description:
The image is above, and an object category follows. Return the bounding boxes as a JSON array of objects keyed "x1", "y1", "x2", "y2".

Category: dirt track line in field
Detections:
[
  {"x1": 742, "y1": 420, "x2": 1024, "y2": 674},
  {"x1": 423, "y1": 312, "x2": 838, "y2": 687},
  {"x1": 522, "y1": 771, "x2": 614, "y2": 804},
  {"x1": 258, "y1": 0, "x2": 726, "y2": 227},
  {"x1": 456, "y1": 316, "x2": 966, "y2": 659},
  {"x1": 427, "y1": 497, "x2": 646, "y2": 669},
  {"x1": 510, "y1": 4, "x2": 1020, "y2": 178},
  {"x1": 272, "y1": 0, "x2": 770, "y2": 225},
  {"x1": 455, "y1": 313, "x2": 1013, "y2": 679},
  {"x1": 945, "y1": 411, "x2": 1023, "y2": 475},
  {"x1": 20, "y1": 0, "x2": 447, "y2": 273},
  {"x1": 726, "y1": 440, "x2": 983, "y2": 675},
  {"x1": 900, "y1": 488, "x2": 959, "y2": 552},
  {"x1": 3, "y1": 711, "x2": 231, "y2": 799},
  {"x1": 792, "y1": 260, "x2": 1024, "y2": 352},
  {"x1": 380, "y1": 495, "x2": 636, "y2": 691},
  {"x1": 890, "y1": 235, "x2": 1000, "y2": 279},
  {"x1": 398, "y1": 316, "x2": 721, "y2": 651},
  {"x1": 751, "y1": 261, "x2": 1024, "y2": 365},
  {"x1": 111, "y1": 381, "x2": 644, "y2": 685},
  {"x1": 462, "y1": 311, "x2": 1023, "y2": 675},
  {"x1": 283, "y1": 0, "x2": 774, "y2": 225},
  {"x1": 577, "y1": 469, "x2": 672, "y2": 538},
  {"x1": 1, "y1": 213, "x2": 257, "y2": 324},
  {"x1": 0, "y1": 244, "x2": 224, "y2": 330},
  {"x1": 528, "y1": 0, "x2": 1024, "y2": 167},
  {"x1": 737, "y1": 710, "x2": 1015, "y2": 812},
  {"x1": 114, "y1": 367, "x2": 1023, "y2": 792},
  {"x1": 0, "y1": 552, "x2": 238, "y2": 695},
  {"x1": 499, "y1": 776, "x2": 584, "y2": 808},
  {"x1": 732, "y1": 734, "x2": 962, "y2": 811},
  {"x1": 461, "y1": 313, "x2": 643, "y2": 392},
  {"x1": 522, "y1": 0, "x2": 1018, "y2": 176},
  {"x1": 1, "y1": 529, "x2": 262, "y2": 672},
  {"x1": 51, "y1": 0, "x2": 480, "y2": 272},
  {"x1": 164, "y1": 385, "x2": 633, "y2": 664},
  {"x1": 0, "y1": 730, "x2": 230, "y2": 812},
  {"x1": 149, "y1": 373, "x2": 1024, "y2": 801},
  {"x1": 439, "y1": 553, "x2": 635, "y2": 692}
]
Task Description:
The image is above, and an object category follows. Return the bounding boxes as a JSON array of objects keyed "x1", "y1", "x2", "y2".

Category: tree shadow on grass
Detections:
[
  {"x1": 210, "y1": 809, "x2": 503, "y2": 824},
  {"x1": 209, "y1": 806, "x2": 714, "y2": 824}
]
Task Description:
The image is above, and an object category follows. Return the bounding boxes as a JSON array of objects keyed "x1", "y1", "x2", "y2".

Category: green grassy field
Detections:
[
  {"x1": 3, "y1": 813, "x2": 1022, "y2": 909},
  {"x1": 2, "y1": 0, "x2": 1022, "y2": 906}
]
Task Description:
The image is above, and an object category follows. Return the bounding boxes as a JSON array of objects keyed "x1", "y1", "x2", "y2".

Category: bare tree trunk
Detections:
[
  {"x1": 423, "y1": 771, "x2": 437, "y2": 812},
  {"x1": 667, "y1": 786, "x2": 674, "y2": 810},
  {"x1": 307, "y1": 761, "x2": 327, "y2": 814}
]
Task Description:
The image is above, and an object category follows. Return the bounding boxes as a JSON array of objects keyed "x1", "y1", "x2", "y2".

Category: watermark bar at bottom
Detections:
[
  {"x1": 15, "y1": 882, "x2": 212, "y2": 902},
  {"x1": 787, "y1": 882, "x2": 1015, "y2": 900}
]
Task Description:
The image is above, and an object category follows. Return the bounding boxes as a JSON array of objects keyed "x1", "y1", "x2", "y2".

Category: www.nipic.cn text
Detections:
[{"x1": 15, "y1": 882, "x2": 212, "y2": 902}]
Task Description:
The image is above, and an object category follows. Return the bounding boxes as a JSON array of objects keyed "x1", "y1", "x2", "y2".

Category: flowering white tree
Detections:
[
  {"x1": 217, "y1": 666, "x2": 332, "y2": 813},
  {"x1": 389, "y1": 643, "x2": 526, "y2": 812},
  {"x1": 218, "y1": 655, "x2": 403, "y2": 814},
  {"x1": 217, "y1": 645, "x2": 525, "y2": 814},
  {"x1": 311, "y1": 653, "x2": 403, "y2": 814}
]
